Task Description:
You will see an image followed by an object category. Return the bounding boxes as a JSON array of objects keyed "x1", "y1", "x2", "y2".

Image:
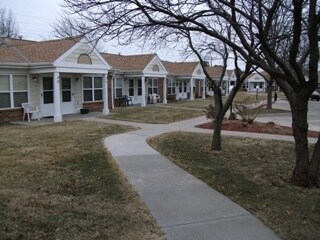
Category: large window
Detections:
[
  {"x1": 83, "y1": 76, "x2": 103, "y2": 102},
  {"x1": 147, "y1": 78, "x2": 158, "y2": 95},
  {"x1": 115, "y1": 78, "x2": 123, "y2": 99},
  {"x1": 0, "y1": 75, "x2": 28, "y2": 109},
  {"x1": 167, "y1": 78, "x2": 175, "y2": 95}
]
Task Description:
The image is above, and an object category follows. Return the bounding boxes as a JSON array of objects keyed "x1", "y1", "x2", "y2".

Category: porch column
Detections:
[
  {"x1": 190, "y1": 78, "x2": 194, "y2": 100},
  {"x1": 103, "y1": 74, "x2": 109, "y2": 115},
  {"x1": 53, "y1": 72, "x2": 62, "y2": 122},
  {"x1": 163, "y1": 77, "x2": 167, "y2": 104},
  {"x1": 141, "y1": 75, "x2": 146, "y2": 107},
  {"x1": 202, "y1": 79, "x2": 206, "y2": 99}
]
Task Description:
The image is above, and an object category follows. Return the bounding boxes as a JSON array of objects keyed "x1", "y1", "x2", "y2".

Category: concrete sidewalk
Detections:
[{"x1": 104, "y1": 117, "x2": 282, "y2": 240}]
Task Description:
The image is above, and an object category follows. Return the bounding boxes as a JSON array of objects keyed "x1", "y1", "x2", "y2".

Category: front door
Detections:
[
  {"x1": 41, "y1": 77, "x2": 54, "y2": 117},
  {"x1": 41, "y1": 77, "x2": 74, "y2": 117},
  {"x1": 61, "y1": 77, "x2": 73, "y2": 114}
]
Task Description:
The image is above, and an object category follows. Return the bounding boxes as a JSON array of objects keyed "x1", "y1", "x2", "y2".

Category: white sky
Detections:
[{"x1": 1, "y1": 0, "x2": 199, "y2": 62}]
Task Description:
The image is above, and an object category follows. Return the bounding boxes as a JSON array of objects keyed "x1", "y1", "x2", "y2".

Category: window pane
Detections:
[
  {"x1": 116, "y1": 79, "x2": 122, "y2": 88},
  {"x1": 83, "y1": 77, "x2": 92, "y2": 88},
  {"x1": 94, "y1": 77, "x2": 102, "y2": 88},
  {"x1": 116, "y1": 89, "x2": 122, "y2": 99},
  {"x1": 43, "y1": 77, "x2": 53, "y2": 90},
  {"x1": 94, "y1": 90, "x2": 102, "y2": 101},
  {"x1": 62, "y1": 91, "x2": 71, "y2": 102},
  {"x1": 138, "y1": 79, "x2": 142, "y2": 87},
  {"x1": 148, "y1": 88, "x2": 152, "y2": 95},
  {"x1": 153, "y1": 79, "x2": 158, "y2": 86},
  {"x1": 153, "y1": 88, "x2": 158, "y2": 94},
  {"x1": 129, "y1": 88, "x2": 134, "y2": 96},
  {"x1": 13, "y1": 75, "x2": 28, "y2": 90},
  {"x1": 84, "y1": 90, "x2": 92, "y2": 101},
  {"x1": 43, "y1": 91, "x2": 54, "y2": 104},
  {"x1": 14, "y1": 92, "x2": 28, "y2": 107},
  {"x1": 129, "y1": 79, "x2": 134, "y2": 87},
  {"x1": 138, "y1": 88, "x2": 142, "y2": 96},
  {"x1": 0, "y1": 75, "x2": 10, "y2": 91},
  {"x1": 62, "y1": 78, "x2": 71, "y2": 89},
  {"x1": 0, "y1": 93, "x2": 10, "y2": 108}
]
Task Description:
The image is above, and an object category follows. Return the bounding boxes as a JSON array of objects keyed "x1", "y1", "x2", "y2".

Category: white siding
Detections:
[
  {"x1": 145, "y1": 57, "x2": 167, "y2": 74},
  {"x1": 73, "y1": 76, "x2": 82, "y2": 111},
  {"x1": 63, "y1": 43, "x2": 105, "y2": 65}
]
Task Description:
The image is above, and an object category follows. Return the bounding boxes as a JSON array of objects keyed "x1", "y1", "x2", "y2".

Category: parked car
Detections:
[{"x1": 310, "y1": 89, "x2": 320, "y2": 101}]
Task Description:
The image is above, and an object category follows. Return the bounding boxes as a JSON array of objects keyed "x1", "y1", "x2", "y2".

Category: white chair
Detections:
[{"x1": 22, "y1": 102, "x2": 40, "y2": 122}]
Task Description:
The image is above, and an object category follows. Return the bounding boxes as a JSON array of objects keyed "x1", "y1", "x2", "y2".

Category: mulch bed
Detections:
[{"x1": 197, "y1": 120, "x2": 319, "y2": 138}]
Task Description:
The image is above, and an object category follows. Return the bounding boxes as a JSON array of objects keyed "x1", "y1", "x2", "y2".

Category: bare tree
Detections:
[
  {"x1": 60, "y1": 0, "x2": 319, "y2": 187},
  {"x1": 0, "y1": 9, "x2": 20, "y2": 38}
]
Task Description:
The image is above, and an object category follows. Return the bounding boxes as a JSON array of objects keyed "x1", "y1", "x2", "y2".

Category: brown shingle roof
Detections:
[
  {"x1": 101, "y1": 53, "x2": 156, "y2": 71},
  {"x1": 162, "y1": 61, "x2": 199, "y2": 75},
  {"x1": 0, "y1": 37, "x2": 82, "y2": 64},
  {"x1": 206, "y1": 65, "x2": 224, "y2": 78}
]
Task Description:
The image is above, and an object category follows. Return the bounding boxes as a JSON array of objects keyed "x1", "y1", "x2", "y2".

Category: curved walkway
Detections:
[{"x1": 102, "y1": 116, "x2": 284, "y2": 240}]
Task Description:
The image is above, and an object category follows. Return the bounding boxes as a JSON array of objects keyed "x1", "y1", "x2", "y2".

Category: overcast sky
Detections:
[{"x1": 2, "y1": 0, "x2": 200, "y2": 62}]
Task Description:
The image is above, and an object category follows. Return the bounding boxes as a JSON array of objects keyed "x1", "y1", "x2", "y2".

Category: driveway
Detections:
[{"x1": 257, "y1": 99, "x2": 320, "y2": 131}]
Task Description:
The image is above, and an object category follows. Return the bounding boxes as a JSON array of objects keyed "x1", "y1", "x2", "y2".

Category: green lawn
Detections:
[
  {"x1": 106, "y1": 105, "x2": 203, "y2": 123},
  {"x1": 148, "y1": 132, "x2": 320, "y2": 240},
  {"x1": 0, "y1": 121, "x2": 164, "y2": 240}
]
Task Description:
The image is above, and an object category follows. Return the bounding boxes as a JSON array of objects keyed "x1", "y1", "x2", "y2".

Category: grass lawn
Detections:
[
  {"x1": 148, "y1": 132, "x2": 320, "y2": 240},
  {"x1": 0, "y1": 121, "x2": 164, "y2": 240},
  {"x1": 106, "y1": 105, "x2": 203, "y2": 123},
  {"x1": 170, "y1": 92, "x2": 269, "y2": 110}
]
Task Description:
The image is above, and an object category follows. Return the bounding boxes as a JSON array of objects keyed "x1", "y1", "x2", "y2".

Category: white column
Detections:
[
  {"x1": 190, "y1": 78, "x2": 194, "y2": 100},
  {"x1": 141, "y1": 76, "x2": 146, "y2": 107},
  {"x1": 202, "y1": 79, "x2": 206, "y2": 99},
  {"x1": 163, "y1": 77, "x2": 167, "y2": 104},
  {"x1": 53, "y1": 71, "x2": 62, "y2": 122},
  {"x1": 103, "y1": 74, "x2": 109, "y2": 115}
]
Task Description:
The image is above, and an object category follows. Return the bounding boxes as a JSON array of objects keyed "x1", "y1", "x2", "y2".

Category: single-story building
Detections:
[
  {"x1": 0, "y1": 36, "x2": 112, "y2": 122},
  {"x1": 0, "y1": 36, "x2": 207, "y2": 122}
]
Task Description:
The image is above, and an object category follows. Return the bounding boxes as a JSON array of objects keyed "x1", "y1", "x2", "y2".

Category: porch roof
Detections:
[{"x1": 101, "y1": 53, "x2": 157, "y2": 72}]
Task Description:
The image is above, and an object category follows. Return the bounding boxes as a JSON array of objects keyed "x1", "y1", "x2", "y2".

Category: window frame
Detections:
[
  {"x1": 82, "y1": 76, "x2": 103, "y2": 102},
  {"x1": 0, "y1": 74, "x2": 28, "y2": 109},
  {"x1": 167, "y1": 78, "x2": 176, "y2": 95},
  {"x1": 147, "y1": 78, "x2": 158, "y2": 95},
  {"x1": 114, "y1": 78, "x2": 123, "y2": 99}
]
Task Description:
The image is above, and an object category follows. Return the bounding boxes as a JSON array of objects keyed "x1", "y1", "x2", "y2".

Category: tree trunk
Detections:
[
  {"x1": 266, "y1": 79, "x2": 273, "y2": 109},
  {"x1": 290, "y1": 97, "x2": 319, "y2": 187},
  {"x1": 309, "y1": 133, "x2": 320, "y2": 186},
  {"x1": 211, "y1": 89, "x2": 223, "y2": 151}
]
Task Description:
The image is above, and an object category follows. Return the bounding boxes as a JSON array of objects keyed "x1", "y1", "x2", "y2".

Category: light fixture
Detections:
[{"x1": 32, "y1": 76, "x2": 38, "y2": 82}]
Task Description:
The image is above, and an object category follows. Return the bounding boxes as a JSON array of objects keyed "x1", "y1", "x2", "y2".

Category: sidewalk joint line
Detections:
[{"x1": 161, "y1": 213, "x2": 251, "y2": 229}]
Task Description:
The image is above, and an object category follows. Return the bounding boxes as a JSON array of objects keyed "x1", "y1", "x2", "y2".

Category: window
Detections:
[
  {"x1": 152, "y1": 64, "x2": 160, "y2": 72},
  {"x1": 128, "y1": 79, "x2": 134, "y2": 96},
  {"x1": 183, "y1": 80, "x2": 187, "y2": 92},
  {"x1": 0, "y1": 75, "x2": 28, "y2": 109},
  {"x1": 43, "y1": 77, "x2": 54, "y2": 104},
  {"x1": 115, "y1": 78, "x2": 123, "y2": 99},
  {"x1": 147, "y1": 78, "x2": 158, "y2": 94},
  {"x1": 138, "y1": 79, "x2": 142, "y2": 96},
  {"x1": 167, "y1": 78, "x2": 176, "y2": 95},
  {"x1": 83, "y1": 76, "x2": 103, "y2": 102}
]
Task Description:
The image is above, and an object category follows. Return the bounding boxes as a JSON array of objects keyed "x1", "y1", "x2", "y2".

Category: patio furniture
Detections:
[
  {"x1": 22, "y1": 102, "x2": 40, "y2": 122},
  {"x1": 119, "y1": 95, "x2": 132, "y2": 106}
]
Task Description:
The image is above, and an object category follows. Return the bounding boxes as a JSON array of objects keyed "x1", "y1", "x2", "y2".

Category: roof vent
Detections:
[{"x1": 18, "y1": 35, "x2": 23, "y2": 39}]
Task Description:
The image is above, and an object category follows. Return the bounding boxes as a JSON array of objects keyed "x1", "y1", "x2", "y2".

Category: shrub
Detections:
[
  {"x1": 203, "y1": 104, "x2": 215, "y2": 121},
  {"x1": 233, "y1": 97, "x2": 261, "y2": 124}
]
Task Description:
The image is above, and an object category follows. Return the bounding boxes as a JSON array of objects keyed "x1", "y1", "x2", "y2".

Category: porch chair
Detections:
[
  {"x1": 122, "y1": 95, "x2": 132, "y2": 106},
  {"x1": 22, "y1": 102, "x2": 40, "y2": 122}
]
